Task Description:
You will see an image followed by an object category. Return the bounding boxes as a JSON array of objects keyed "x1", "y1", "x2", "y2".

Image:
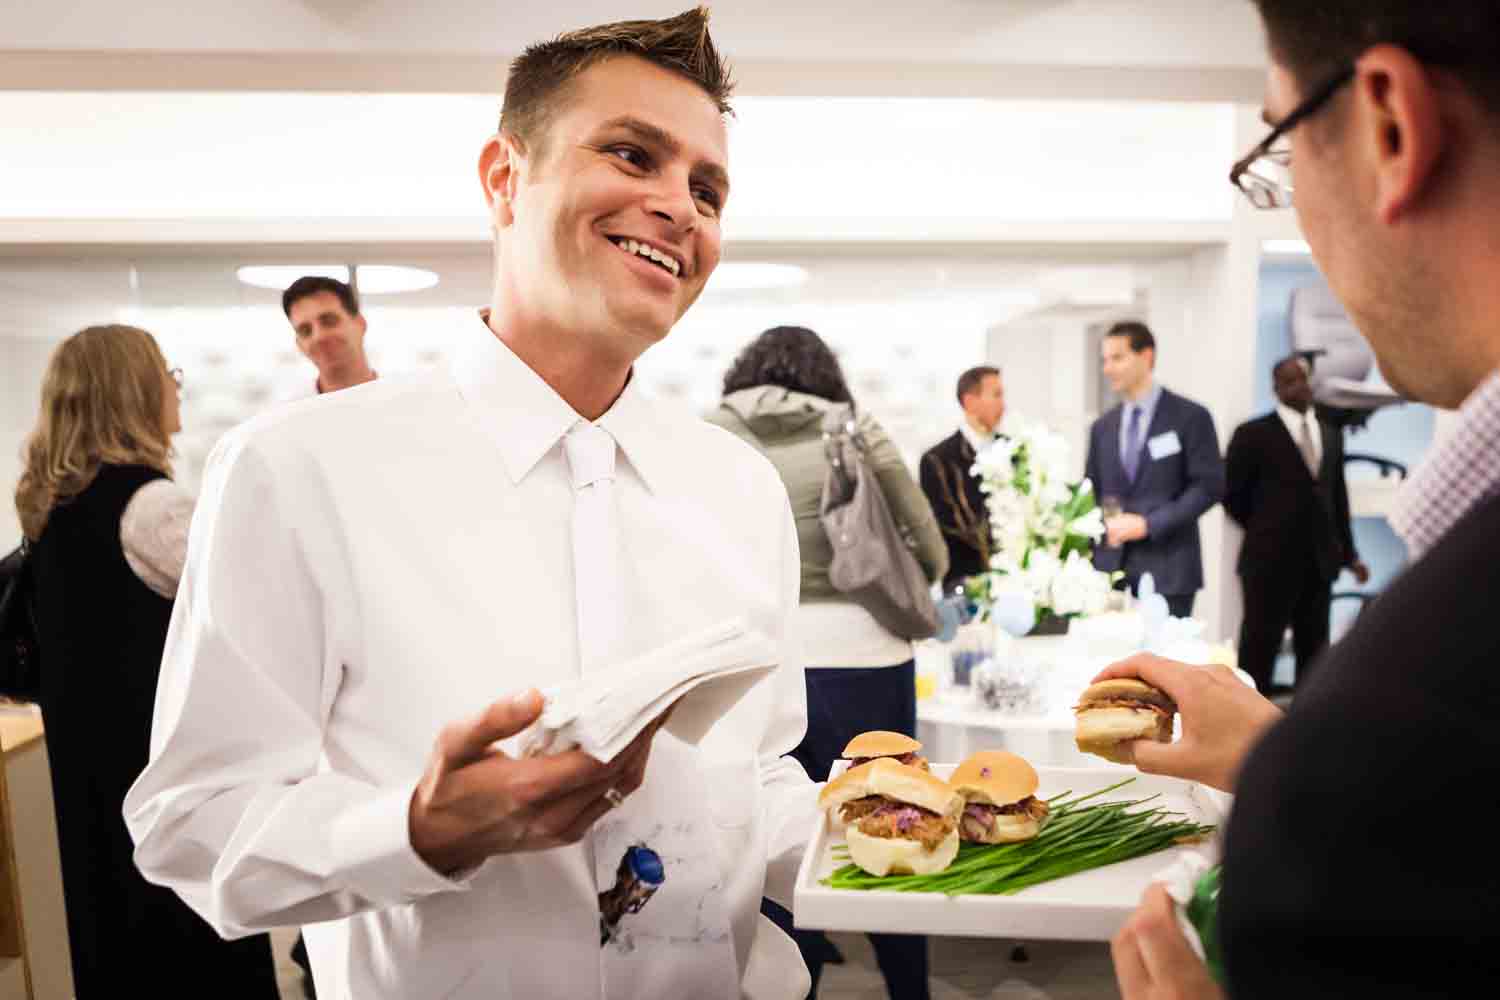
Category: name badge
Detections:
[{"x1": 1147, "y1": 430, "x2": 1182, "y2": 460}]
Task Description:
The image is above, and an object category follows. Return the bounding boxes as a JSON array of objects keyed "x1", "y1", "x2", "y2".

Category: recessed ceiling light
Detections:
[
  {"x1": 705, "y1": 262, "x2": 810, "y2": 292},
  {"x1": 235, "y1": 263, "x2": 438, "y2": 294},
  {"x1": 354, "y1": 265, "x2": 439, "y2": 294},
  {"x1": 236, "y1": 264, "x2": 350, "y2": 290},
  {"x1": 1262, "y1": 239, "x2": 1312, "y2": 255}
]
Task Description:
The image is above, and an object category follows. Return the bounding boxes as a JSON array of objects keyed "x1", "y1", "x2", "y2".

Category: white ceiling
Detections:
[
  {"x1": 1, "y1": 1, "x2": 1269, "y2": 99},
  {"x1": 4, "y1": 1, "x2": 1264, "y2": 64},
  {"x1": 0, "y1": 92, "x2": 1236, "y2": 244}
]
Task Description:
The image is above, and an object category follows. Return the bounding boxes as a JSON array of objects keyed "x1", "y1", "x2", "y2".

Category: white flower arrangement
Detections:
[{"x1": 965, "y1": 415, "x2": 1117, "y2": 626}]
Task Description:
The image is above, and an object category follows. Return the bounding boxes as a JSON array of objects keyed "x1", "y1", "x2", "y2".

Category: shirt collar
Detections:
[
  {"x1": 1390, "y1": 366, "x2": 1500, "y2": 559},
  {"x1": 959, "y1": 420, "x2": 994, "y2": 454},
  {"x1": 449, "y1": 313, "x2": 669, "y2": 492},
  {"x1": 1126, "y1": 381, "x2": 1163, "y2": 415},
  {"x1": 1275, "y1": 401, "x2": 1315, "y2": 429}
]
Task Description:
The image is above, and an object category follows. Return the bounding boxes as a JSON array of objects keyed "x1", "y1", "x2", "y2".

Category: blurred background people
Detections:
[
  {"x1": 1225, "y1": 355, "x2": 1368, "y2": 692},
  {"x1": 920, "y1": 365, "x2": 1004, "y2": 596},
  {"x1": 1085, "y1": 321, "x2": 1224, "y2": 618},
  {"x1": 706, "y1": 325, "x2": 946, "y2": 1000},
  {"x1": 279, "y1": 275, "x2": 377, "y2": 401},
  {"x1": 12, "y1": 324, "x2": 279, "y2": 997}
]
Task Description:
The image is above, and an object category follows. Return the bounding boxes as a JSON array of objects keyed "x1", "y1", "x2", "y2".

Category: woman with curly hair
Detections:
[
  {"x1": 15, "y1": 325, "x2": 278, "y2": 997},
  {"x1": 706, "y1": 325, "x2": 947, "y2": 1000}
]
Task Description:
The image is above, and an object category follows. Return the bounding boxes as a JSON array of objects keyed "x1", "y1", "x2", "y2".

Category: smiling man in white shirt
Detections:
[{"x1": 125, "y1": 8, "x2": 817, "y2": 998}]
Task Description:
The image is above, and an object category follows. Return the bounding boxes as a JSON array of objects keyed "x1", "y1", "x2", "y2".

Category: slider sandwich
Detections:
[
  {"x1": 948, "y1": 751, "x2": 1049, "y2": 844},
  {"x1": 841, "y1": 730, "x2": 928, "y2": 771},
  {"x1": 818, "y1": 759, "x2": 964, "y2": 876},
  {"x1": 1074, "y1": 678, "x2": 1178, "y2": 764}
]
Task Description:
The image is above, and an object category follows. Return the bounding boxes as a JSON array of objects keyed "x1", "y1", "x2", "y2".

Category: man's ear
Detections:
[
  {"x1": 1355, "y1": 45, "x2": 1445, "y2": 225},
  {"x1": 479, "y1": 132, "x2": 526, "y2": 228}
]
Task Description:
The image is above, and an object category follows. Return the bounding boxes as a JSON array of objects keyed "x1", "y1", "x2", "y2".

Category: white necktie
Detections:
[
  {"x1": 564, "y1": 422, "x2": 624, "y2": 674},
  {"x1": 1298, "y1": 416, "x2": 1320, "y2": 478},
  {"x1": 564, "y1": 422, "x2": 739, "y2": 998}
]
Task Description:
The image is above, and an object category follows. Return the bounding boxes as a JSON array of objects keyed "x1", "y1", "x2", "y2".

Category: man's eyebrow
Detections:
[{"x1": 598, "y1": 115, "x2": 730, "y2": 193}]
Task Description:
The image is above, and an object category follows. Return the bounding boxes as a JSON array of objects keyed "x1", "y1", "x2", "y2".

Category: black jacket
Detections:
[
  {"x1": 30, "y1": 464, "x2": 279, "y2": 996},
  {"x1": 919, "y1": 430, "x2": 989, "y2": 594},
  {"x1": 1224, "y1": 411, "x2": 1355, "y2": 580},
  {"x1": 1084, "y1": 388, "x2": 1224, "y2": 596},
  {"x1": 1221, "y1": 491, "x2": 1500, "y2": 994}
]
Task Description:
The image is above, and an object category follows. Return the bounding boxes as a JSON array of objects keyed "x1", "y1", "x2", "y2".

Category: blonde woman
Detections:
[{"x1": 15, "y1": 325, "x2": 278, "y2": 997}]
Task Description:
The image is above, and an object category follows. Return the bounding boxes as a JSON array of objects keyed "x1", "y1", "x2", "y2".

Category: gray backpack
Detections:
[{"x1": 820, "y1": 407, "x2": 939, "y2": 640}]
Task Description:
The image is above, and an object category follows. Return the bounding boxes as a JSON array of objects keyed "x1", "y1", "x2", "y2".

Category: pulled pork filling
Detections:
[
  {"x1": 959, "y1": 797, "x2": 1050, "y2": 841},
  {"x1": 1077, "y1": 698, "x2": 1173, "y2": 717},
  {"x1": 847, "y1": 752, "x2": 929, "y2": 770},
  {"x1": 841, "y1": 796, "x2": 954, "y2": 851}
]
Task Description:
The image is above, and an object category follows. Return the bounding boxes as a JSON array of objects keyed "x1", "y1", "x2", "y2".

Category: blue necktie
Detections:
[{"x1": 1122, "y1": 405, "x2": 1144, "y2": 483}]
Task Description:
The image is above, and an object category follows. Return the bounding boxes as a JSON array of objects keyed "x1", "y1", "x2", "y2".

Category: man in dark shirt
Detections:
[
  {"x1": 920, "y1": 365, "x2": 1005, "y2": 595},
  {"x1": 1101, "y1": 2, "x2": 1500, "y2": 997},
  {"x1": 1224, "y1": 356, "x2": 1368, "y2": 691}
]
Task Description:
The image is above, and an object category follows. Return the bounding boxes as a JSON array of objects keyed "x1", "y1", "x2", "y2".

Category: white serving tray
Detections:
[{"x1": 792, "y1": 764, "x2": 1229, "y2": 941}]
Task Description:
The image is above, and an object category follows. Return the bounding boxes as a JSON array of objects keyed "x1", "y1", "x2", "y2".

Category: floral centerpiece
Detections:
[{"x1": 963, "y1": 416, "x2": 1116, "y2": 631}]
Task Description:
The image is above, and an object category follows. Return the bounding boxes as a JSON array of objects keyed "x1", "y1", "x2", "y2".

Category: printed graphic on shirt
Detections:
[{"x1": 598, "y1": 844, "x2": 665, "y2": 947}]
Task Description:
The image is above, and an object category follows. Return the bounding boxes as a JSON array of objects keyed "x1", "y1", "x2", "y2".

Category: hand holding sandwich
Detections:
[
  {"x1": 408, "y1": 689, "x2": 665, "y2": 875},
  {"x1": 1090, "y1": 654, "x2": 1283, "y2": 793}
]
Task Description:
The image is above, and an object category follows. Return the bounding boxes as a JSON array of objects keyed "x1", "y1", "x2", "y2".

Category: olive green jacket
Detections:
[{"x1": 705, "y1": 386, "x2": 948, "y2": 604}]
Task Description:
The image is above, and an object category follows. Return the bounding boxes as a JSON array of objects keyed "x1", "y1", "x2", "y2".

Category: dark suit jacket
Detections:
[
  {"x1": 1221, "y1": 491, "x2": 1500, "y2": 995},
  {"x1": 1084, "y1": 388, "x2": 1224, "y2": 596},
  {"x1": 919, "y1": 431, "x2": 988, "y2": 593},
  {"x1": 1224, "y1": 411, "x2": 1355, "y2": 581}
]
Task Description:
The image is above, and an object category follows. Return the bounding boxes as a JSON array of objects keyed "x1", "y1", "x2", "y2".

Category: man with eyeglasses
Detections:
[{"x1": 1101, "y1": 3, "x2": 1500, "y2": 997}]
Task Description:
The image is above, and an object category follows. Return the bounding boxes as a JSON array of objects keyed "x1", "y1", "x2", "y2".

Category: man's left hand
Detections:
[
  {"x1": 1111, "y1": 883, "x2": 1224, "y2": 1000},
  {"x1": 1348, "y1": 559, "x2": 1371, "y2": 585},
  {"x1": 1106, "y1": 513, "x2": 1150, "y2": 547}
]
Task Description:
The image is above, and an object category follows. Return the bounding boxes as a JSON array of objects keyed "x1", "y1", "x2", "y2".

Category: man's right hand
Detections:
[
  {"x1": 408, "y1": 689, "x2": 659, "y2": 875},
  {"x1": 1090, "y1": 654, "x2": 1284, "y2": 793}
]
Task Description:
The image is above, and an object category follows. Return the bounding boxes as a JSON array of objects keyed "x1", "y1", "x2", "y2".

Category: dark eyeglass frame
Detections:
[
  {"x1": 1229, "y1": 65, "x2": 1356, "y2": 209},
  {"x1": 168, "y1": 367, "x2": 184, "y2": 390}
]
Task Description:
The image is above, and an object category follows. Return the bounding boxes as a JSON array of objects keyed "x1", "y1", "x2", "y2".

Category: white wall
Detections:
[{"x1": 1, "y1": 338, "x2": 57, "y2": 543}]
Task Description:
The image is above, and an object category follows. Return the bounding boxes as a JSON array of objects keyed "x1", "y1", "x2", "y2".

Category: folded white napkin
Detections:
[{"x1": 517, "y1": 619, "x2": 780, "y2": 763}]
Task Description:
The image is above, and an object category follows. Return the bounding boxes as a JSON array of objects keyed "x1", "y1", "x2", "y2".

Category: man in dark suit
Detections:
[
  {"x1": 920, "y1": 365, "x2": 1004, "y2": 595},
  {"x1": 1100, "y1": 3, "x2": 1500, "y2": 997},
  {"x1": 1225, "y1": 356, "x2": 1369, "y2": 692},
  {"x1": 1084, "y1": 323, "x2": 1224, "y2": 619}
]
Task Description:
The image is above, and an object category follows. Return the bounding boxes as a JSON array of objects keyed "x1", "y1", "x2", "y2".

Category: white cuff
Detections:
[{"x1": 329, "y1": 781, "x2": 475, "y2": 906}]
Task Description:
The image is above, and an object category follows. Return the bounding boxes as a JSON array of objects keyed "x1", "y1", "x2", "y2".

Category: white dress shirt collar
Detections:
[
  {"x1": 959, "y1": 420, "x2": 994, "y2": 455},
  {"x1": 1274, "y1": 401, "x2": 1322, "y2": 466},
  {"x1": 450, "y1": 315, "x2": 671, "y2": 494}
]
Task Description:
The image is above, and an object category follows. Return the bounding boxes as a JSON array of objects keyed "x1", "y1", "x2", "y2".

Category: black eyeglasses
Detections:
[
  {"x1": 168, "y1": 367, "x2": 184, "y2": 390},
  {"x1": 1230, "y1": 65, "x2": 1355, "y2": 210}
]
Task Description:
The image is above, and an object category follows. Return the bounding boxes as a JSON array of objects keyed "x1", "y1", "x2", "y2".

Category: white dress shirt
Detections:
[
  {"x1": 1275, "y1": 401, "x2": 1323, "y2": 473},
  {"x1": 125, "y1": 322, "x2": 817, "y2": 999},
  {"x1": 959, "y1": 420, "x2": 995, "y2": 456}
]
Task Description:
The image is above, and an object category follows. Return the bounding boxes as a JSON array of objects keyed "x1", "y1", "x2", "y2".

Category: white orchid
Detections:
[
  {"x1": 966, "y1": 412, "x2": 1117, "y2": 624},
  {"x1": 1067, "y1": 506, "x2": 1106, "y2": 542}
]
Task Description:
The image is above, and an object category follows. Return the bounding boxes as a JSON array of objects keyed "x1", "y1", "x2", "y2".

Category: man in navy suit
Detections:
[
  {"x1": 1084, "y1": 322, "x2": 1224, "y2": 618},
  {"x1": 1225, "y1": 356, "x2": 1369, "y2": 691}
]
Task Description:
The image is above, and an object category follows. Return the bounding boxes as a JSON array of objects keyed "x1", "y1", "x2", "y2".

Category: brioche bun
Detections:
[
  {"x1": 965, "y1": 809, "x2": 1043, "y2": 845},
  {"x1": 818, "y1": 758, "x2": 962, "y2": 818},
  {"x1": 948, "y1": 751, "x2": 1039, "y2": 807},
  {"x1": 1076, "y1": 678, "x2": 1177, "y2": 712},
  {"x1": 845, "y1": 825, "x2": 960, "y2": 877},
  {"x1": 841, "y1": 730, "x2": 922, "y2": 759}
]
